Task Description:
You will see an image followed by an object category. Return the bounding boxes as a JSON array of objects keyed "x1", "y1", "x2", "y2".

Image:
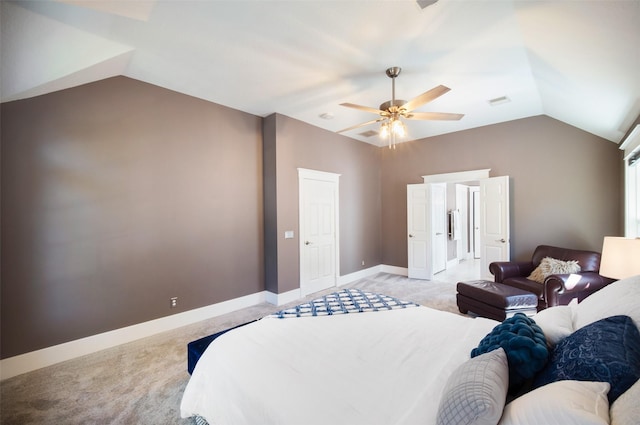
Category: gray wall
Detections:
[
  {"x1": 1, "y1": 77, "x2": 383, "y2": 358},
  {"x1": 1, "y1": 76, "x2": 623, "y2": 359},
  {"x1": 380, "y1": 115, "x2": 623, "y2": 267},
  {"x1": 1, "y1": 77, "x2": 265, "y2": 358},
  {"x1": 264, "y1": 113, "x2": 382, "y2": 294}
]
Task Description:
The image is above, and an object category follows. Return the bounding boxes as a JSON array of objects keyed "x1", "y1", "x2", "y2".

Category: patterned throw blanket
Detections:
[{"x1": 271, "y1": 288, "x2": 418, "y2": 318}]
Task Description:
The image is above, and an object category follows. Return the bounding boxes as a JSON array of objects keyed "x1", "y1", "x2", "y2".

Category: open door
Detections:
[
  {"x1": 480, "y1": 176, "x2": 510, "y2": 275},
  {"x1": 407, "y1": 184, "x2": 430, "y2": 279},
  {"x1": 471, "y1": 187, "x2": 480, "y2": 259},
  {"x1": 431, "y1": 183, "x2": 447, "y2": 274},
  {"x1": 407, "y1": 183, "x2": 446, "y2": 279}
]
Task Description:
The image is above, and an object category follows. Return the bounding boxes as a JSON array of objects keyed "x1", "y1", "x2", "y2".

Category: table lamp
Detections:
[{"x1": 599, "y1": 236, "x2": 640, "y2": 280}]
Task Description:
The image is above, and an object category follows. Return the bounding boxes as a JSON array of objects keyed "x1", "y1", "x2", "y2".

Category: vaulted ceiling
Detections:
[{"x1": 2, "y1": 0, "x2": 639, "y2": 145}]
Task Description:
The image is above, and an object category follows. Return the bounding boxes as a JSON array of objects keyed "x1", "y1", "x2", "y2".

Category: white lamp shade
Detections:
[{"x1": 599, "y1": 237, "x2": 640, "y2": 279}]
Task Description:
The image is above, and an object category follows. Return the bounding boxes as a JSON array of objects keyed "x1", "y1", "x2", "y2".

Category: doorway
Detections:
[{"x1": 409, "y1": 169, "x2": 510, "y2": 280}]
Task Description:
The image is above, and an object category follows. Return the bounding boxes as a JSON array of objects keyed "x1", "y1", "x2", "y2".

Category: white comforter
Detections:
[{"x1": 180, "y1": 306, "x2": 497, "y2": 425}]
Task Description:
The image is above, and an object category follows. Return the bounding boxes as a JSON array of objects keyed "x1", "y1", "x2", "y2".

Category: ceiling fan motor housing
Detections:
[
  {"x1": 379, "y1": 99, "x2": 407, "y2": 112},
  {"x1": 385, "y1": 67, "x2": 401, "y2": 79}
]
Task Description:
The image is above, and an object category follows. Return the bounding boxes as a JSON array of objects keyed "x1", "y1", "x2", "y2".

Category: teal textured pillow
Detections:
[{"x1": 471, "y1": 313, "x2": 548, "y2": 388}]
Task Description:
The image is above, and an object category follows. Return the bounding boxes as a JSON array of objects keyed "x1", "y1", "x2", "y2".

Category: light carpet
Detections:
[{"x1": 1, "y1": 272, "x2": 466, "y2": 425}]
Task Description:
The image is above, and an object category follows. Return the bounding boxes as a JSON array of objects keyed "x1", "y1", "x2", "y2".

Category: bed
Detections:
[{"x1": 181, "y1": 276, "x2": 640, "y2": 425}]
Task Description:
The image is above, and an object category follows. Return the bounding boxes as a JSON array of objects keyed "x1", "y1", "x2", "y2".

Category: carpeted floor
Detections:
[{"x1": 0, "y1": 271, "x2": 472, "y2": 425}]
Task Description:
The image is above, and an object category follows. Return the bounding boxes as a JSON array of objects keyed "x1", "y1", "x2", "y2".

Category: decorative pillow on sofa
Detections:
[
  {"x1": 436, "y1": 348, "x2": 508, "y2": 425},
  {"x1": 497, "y1": 380, "x2": 610, "y2": 425},
  {"x1": 471, "y1": 313, "x2": 548, "y2": 388},
  {"x1": 527, "y1": 257, "x2": 581, "y2": 283},
  {"x1": 532, "y1": 315, "x2": 640, "y2": 403}
]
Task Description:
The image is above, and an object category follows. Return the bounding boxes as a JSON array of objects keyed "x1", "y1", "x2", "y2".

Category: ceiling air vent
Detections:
[
  {"x1": 359, "y1": 130, "x2": 379, "y2": 138},
  {"x1": 488, "y1": 96, "x2": 511, "y2": 106},
  {"x1": 416, "y1": 0, "x2": 439, "y2": 9}
]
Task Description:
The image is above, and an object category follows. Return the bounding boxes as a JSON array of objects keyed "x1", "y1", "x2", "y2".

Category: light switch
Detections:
[{"x1": 284, "y1": 230, "x2": 294, "y2": 239}]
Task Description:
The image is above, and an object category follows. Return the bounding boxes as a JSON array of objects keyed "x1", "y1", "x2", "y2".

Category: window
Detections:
[{"x1": 621, "y1": 125, "x2": 640, "y2": 237}]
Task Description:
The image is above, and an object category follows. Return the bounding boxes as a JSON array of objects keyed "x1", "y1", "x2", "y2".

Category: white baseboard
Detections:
[
  {"x1": 268, "y1": 266, "x2": 385, "y2": 304},
  {"x1": 338, "y1": 265, "x2": 383, "y2": 285},
  {"x1": 380, "y1": 265, "x2": 408, "y2": 276},
  {"x1": 1, "y1": 265, "x2": 406, "y2": 380},
  {"x1": 0, "y1": 291, "x2": 267, "y2": 381},
  {"x1": 265, "y1": 288, "x2": 301, "y2": 306}
]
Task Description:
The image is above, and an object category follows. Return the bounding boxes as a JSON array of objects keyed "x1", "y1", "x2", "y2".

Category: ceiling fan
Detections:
[{"x1": 337, "y1": 67, "x2": 464, "y2": 148}]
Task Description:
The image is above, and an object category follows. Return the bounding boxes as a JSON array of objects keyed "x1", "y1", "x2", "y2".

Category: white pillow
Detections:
[
  {"x1": 436, "y1": 348, "x2": 508, "y2": 425},
  {"x1": 574, "y1": 274, "x2": 640, "y2": 330},
  {"x1": 611, "y1": 378, "x2": 640, "y2": 425},
  {"x1": 498, "y1": 380, "x2": 610, "y2": 425},
  {"x1": 532, "y1": 305, "x2": 575, "y2": 346}
]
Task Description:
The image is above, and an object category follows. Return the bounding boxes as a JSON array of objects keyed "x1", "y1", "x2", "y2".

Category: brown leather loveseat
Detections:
[{"x1": 489, "y1": 245, "x2": 615, "y2": 310}]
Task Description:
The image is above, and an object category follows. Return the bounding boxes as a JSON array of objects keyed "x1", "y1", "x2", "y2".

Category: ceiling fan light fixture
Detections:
[
  {"x1": 380, "y1": 117, "x2": 406, "y2": 149},
  {"x1": 380, "y1": 121, "x2": 390, "y2": 139},
  {"x1": 391, "y1": 118, "x2": 407, "y2": 138}
]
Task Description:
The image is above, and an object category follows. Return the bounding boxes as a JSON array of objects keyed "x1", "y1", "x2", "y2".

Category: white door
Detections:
[
  {"x1": 299, "y1": 169, "x2": 339, "y2": 297},
  {"x1": 407, "y1": 184, "x2": 430, "y2": 279},
  {"x1": 455, "y1": 184, "x2": 469, "y2": 260},
  {"x1": 407, "y1": 183, "x2": 446, "y2": 279},
  {"x1": 432, "y1": 183, "x2": 447, "y2": 274},
  {"x1": 471, "y1": 187, "x2": 480, "y2": 258},
  {"x1": 480, "y1": 176, "x2": 510, "y2": 275}
]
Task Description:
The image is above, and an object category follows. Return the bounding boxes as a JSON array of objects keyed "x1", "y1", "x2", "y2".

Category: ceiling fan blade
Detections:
[
  {"x1": 337, "y1": 118, "x2": 384, "y2": 133},
  {"x1": 401, "y1": 85, "x2": 451, "y2": 112},
  {"x1": 405, "y1": 111, "x2": 464, "y2": 121},
  {"x1": 340, "y1": 102, "x2": 386, "y2": 115}
]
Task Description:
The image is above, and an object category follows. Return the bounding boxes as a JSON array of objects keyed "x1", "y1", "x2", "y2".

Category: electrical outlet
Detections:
[
  {"x1": 170, "y1": 297, "x2": 178, "y2": 308},
  {"x1": 362, "y1": 260, "x2": 365, "y2": 266}
]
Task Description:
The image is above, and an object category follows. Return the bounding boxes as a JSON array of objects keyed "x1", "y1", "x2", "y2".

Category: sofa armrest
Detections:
[
  {"x1": 544, "y1": 272, "x2": 615, "y2": 307},
  {"x1": 489, "y1": 261, "x2": 535, "y2": 283}
]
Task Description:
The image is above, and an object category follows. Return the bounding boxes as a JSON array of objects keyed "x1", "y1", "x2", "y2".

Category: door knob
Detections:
[
  {"x1": 496, "y1": 238, "x2": 506, "y2": 243},
  {"x1": 305, "y1": 241, "x2": 312, "y2": 245},
  {"x1": 409, "y1": 234, "x2": 414, "y2": 238}
]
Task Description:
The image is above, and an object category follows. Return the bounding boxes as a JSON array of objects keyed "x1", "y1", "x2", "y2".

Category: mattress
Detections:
[{"x1": 181, "y1": 300, "x2": 497, "y2": 425}]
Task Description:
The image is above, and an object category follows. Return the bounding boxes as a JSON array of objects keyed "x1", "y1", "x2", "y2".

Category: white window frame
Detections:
[{"x1": 620, "y1": 125, "x2": 640, "y2": 237}]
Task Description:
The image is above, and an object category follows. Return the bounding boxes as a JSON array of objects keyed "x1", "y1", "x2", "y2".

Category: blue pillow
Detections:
[
  {"x1": 471, "y1": 313, "x2": 548, "y2": 388},
  {"x1": 532, "y1": 315, "x2": 640, "y2": 403}
]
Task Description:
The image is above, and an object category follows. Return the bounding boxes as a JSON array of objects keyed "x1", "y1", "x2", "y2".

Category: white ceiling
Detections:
[{"x1": 2, "y1": 0, "x2": 639, "y2": 146}]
